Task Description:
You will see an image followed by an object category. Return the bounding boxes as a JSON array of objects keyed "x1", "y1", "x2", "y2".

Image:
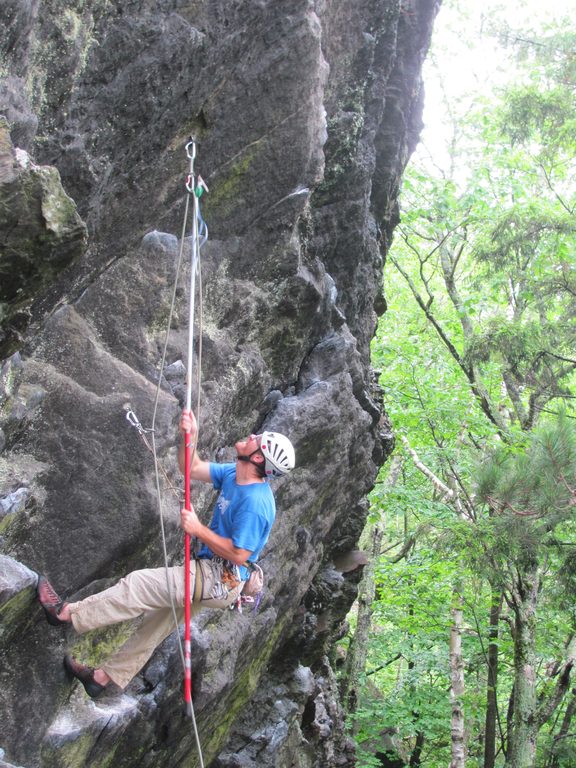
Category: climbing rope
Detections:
[{"x1": 126, "y1": 139, "x2": 208, "y2": 766}]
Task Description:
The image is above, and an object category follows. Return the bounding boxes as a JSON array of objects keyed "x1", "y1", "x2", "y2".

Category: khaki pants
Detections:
[{"x1": 67, "y1": 560, "x2": 243, "y2": 689}]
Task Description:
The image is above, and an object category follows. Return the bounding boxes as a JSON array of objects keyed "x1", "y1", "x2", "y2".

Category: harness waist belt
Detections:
[{"x1": 193, "y1": 559, "x2": 204, "y2": 603}]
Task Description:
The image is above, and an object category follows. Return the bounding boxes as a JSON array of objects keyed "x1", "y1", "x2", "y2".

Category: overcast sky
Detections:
[{"x1": 416, "y1": 0, "x2": 573, "y2": 171}]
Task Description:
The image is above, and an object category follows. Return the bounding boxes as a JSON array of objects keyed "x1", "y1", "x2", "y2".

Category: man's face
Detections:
[{"x1": 235, "y1": 434, "x2": 261, "y2": 457}]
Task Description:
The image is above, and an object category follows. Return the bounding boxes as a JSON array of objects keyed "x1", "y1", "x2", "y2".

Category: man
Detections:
[{"x1": 36, "y1": 410, "x2": 295, "y2": 698}]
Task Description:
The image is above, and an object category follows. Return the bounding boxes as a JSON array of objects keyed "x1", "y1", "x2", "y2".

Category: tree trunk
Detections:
[
  {"x1": 407, "y1": 612, "x2": 424, "y2": 768},
  {"x1": 537, "y1": 634, "x2": 576, "y2": 728},
  {"x1": 484, "y1": 588, "x2": 503, "y2": 768},
  {"x1": 341, "y1": 523, "x2": 384, "y2": 733},
  {"x1": 548, "y1": 690, "x2": 576, "y2": 768},
  {"x1": 450, "y1": 584, "x2": 466, "y2": 768},
  {"x1": 409, "y1": 730, "x2": 425, "y2": 768},
  {"x1": 341, "y1": 457, "x2": 401, "y2": 743},
  {"x1": 506, "y1": 565, "x2": 540, "y2": 768}
]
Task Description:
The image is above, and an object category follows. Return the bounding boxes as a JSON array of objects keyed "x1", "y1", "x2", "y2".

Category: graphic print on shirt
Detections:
[{"x1": 216, "y1": 495, "x2": 231, "y2": 516}]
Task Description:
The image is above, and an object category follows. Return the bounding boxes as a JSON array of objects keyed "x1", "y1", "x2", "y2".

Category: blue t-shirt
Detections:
[{"x1": 197, "y1": 463, "x2": 276, "y2": 580}]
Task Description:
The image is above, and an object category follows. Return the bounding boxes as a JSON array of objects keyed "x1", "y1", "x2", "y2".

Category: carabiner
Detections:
[
  {"x1": 125, "y1": 409, "x2": 145, "y2": 434},
  {"x1": 185, "y1": 139, "x2": 196, "y2": 162}
]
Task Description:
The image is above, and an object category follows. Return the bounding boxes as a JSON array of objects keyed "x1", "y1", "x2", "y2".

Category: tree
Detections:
[
  {"x1": 476, "y1": 416, "x2": 576, "y2": 766},
  {"x1": 346, "y1": 8, "x2": 576, "y2": 768},
  {"x1": 384, "y1": 20, "x2": 576, "y2": 768}
]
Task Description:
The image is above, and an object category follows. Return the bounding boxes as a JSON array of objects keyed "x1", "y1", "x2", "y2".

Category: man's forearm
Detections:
[
  {"x1": 195, "y1": 525, "x2": 251, "y2": 566},
  {"x1": 178, "y1": 435, "x2": 187, "y2": 474},
  {"x1": 178, "y1": 436, "x2": 191, "y2": 472},
  {"x1": 179, "y1": 434, "x2": 212, "y2": 482}
]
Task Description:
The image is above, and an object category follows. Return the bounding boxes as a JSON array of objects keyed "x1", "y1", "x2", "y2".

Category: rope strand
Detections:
[{"x1": 144, "y1": 141, "x2": 207, "y2": 766}]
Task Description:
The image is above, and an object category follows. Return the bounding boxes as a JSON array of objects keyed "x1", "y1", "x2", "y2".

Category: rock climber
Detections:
[{"x1": 36, "y1": 409, "x2": 295, "y2": 698}]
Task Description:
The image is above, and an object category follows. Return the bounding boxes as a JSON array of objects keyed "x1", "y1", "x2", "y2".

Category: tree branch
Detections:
[
  {"x1": 390, "y1": 255, "x2": 510, "y2": 439},
  {"x1": 502, "y1": 369, "x2": 529, "y2": 429},
  {"x1": 538, "y1": 161, "x2": 575, "y2": 216},
  {"x1": 390, "y1": 253, "x2": 467, "y2": 368},
  {"x1": 366, "y1": 653, "x2": 403, "y2": 676},
  {"x1": 401, "y1": 436, "x2": 472, "y2": 519},
  {"x1": 537, "y1": 635, "x2": 576, "y2": 727}
]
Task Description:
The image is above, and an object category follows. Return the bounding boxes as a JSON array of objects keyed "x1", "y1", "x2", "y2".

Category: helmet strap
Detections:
[{"x1": 237, "y1": 449, "x2": 265, "y2": 475}]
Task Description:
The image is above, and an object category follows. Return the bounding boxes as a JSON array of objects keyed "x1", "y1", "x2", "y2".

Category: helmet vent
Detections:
[{"x1": 259, "y1": 431, "x2": 295, "y2": 476}]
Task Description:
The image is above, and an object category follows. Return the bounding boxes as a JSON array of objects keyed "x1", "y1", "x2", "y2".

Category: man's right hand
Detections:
[
  {"x1": 181, "y1": 506, "x2": 202, "y2": 537},
  {"x1": 180, "y1": 409, "x2": 197, "y2": 436},
  {"x1": 178, "y1": 409, "x2": 211, "y2": 482}
]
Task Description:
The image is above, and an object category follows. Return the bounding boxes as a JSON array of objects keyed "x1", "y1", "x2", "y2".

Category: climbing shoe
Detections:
[
  {"x1": 37, "y1": 576, "x2": 68, "y2": 626},
  {"x1": 64, "y1": 655, "x2": 107, "y2": 699}
]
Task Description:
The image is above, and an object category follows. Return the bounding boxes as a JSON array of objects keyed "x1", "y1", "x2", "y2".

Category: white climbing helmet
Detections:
[{"x1": 259, "y1": 431, "x2": 295, "y2": 477}]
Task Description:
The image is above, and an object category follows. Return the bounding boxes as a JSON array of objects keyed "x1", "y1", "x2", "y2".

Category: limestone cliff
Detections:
[{"x1": 0, "y1": 1, "x2": 438, "y2": 767}]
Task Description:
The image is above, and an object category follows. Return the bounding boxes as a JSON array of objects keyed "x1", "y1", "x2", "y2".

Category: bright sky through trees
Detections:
[{"x1": 417, "y1": 0, "x2": 574, "y2": 174}]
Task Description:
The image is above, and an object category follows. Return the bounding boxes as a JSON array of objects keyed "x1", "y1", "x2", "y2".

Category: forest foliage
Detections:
[{"x1": 341, "y1": 4, "x2": 576, "y2": 767}]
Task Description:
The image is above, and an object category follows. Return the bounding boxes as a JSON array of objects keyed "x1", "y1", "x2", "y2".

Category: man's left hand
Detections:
[{"x1": 181, "y1": 507, "x2": 202, "y2": 537}]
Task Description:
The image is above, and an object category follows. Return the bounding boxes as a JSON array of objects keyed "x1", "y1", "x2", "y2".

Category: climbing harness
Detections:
[
  {"x1": 234, "y1": 562, "x2": 265, "y2": 613},
  {"x1": 126, "y1": 139, "x2": 208, "y2": 766}
]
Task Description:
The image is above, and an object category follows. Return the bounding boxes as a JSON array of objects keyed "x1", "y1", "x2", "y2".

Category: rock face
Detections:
[
  {"x1": 0, "y1": 1, "x2": 438, "y2": 767},
  {"x1": 0, "y1": 118, "x2": 87, "y2": 358}
]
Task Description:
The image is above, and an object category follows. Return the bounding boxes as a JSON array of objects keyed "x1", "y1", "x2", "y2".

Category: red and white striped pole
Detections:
[
  {"x1": 183, "y1": 428, "x2": 193, "y2": 713},
  {"x1": 183, "y1": 139, "x2": 199, "y2": 715}
]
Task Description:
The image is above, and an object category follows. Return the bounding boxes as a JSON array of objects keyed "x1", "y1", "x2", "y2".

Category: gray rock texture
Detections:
[
  {"x1": 0, "y1": 119, "x2": 87, "y2": 357},
  {"x1": 0, "y1": 1, "x2": 438, "y2": 766}
]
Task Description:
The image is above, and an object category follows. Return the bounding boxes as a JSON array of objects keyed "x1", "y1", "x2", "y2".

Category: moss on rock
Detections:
[{"x1": 0, "y1": 587, "x2": 37, "y2": 645}]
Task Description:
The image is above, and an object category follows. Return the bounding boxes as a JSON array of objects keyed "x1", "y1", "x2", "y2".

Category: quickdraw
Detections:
[{"x1": 124, "y1": 407, "x2": 182, "y2": 502}]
